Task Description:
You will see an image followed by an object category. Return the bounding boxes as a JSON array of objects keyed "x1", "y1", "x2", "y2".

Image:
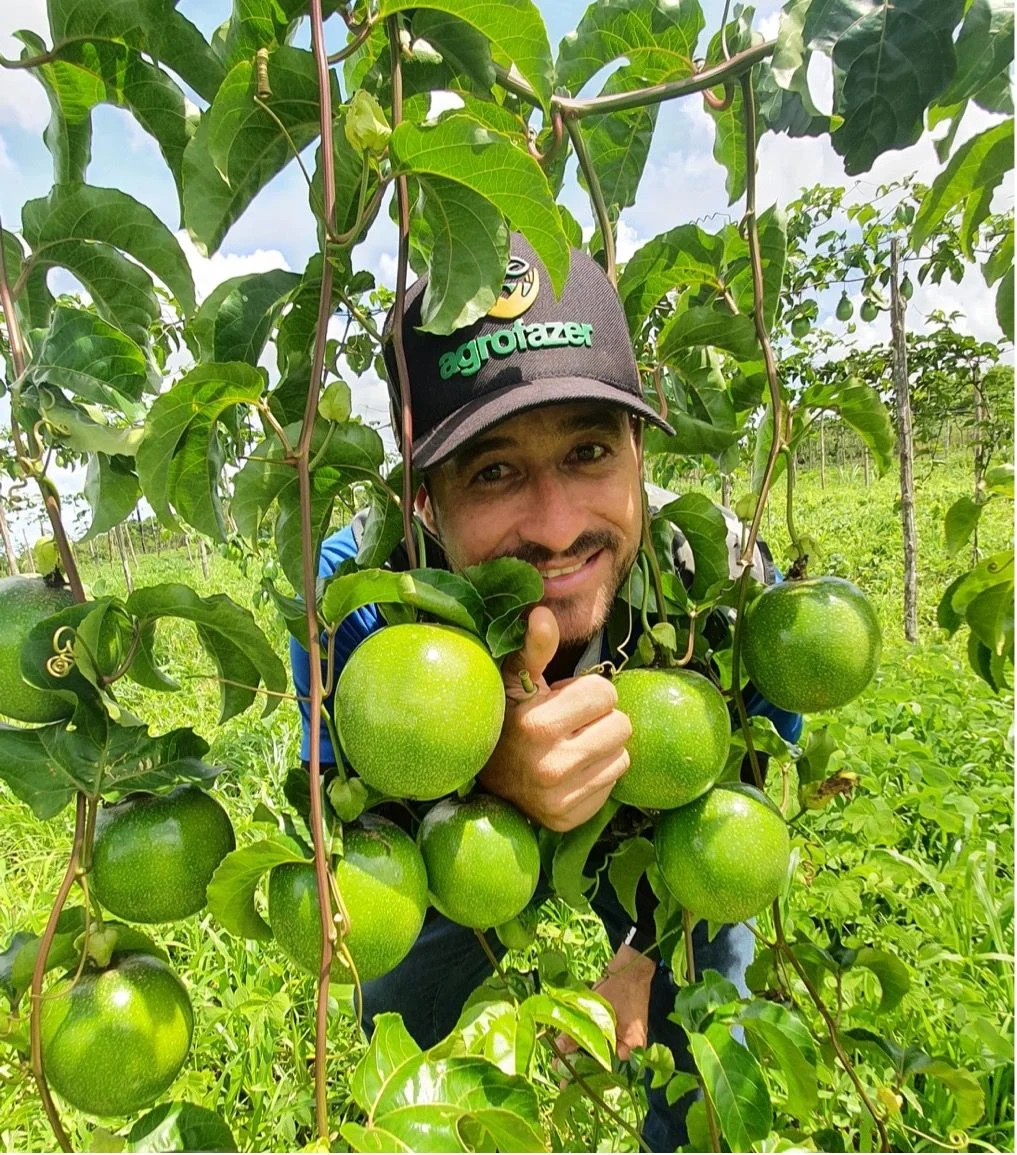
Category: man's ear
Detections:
[{"x1": 414, "y1": 482, "x2": 438, "y2": 535}]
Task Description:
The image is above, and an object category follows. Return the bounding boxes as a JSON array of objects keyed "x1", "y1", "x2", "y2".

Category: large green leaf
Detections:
[
  {"x1": 409, "y1": 9, "x2": 496, "y2": 90},
  {"x1": 655, "y1": 493, "x2": 732, "y2": 599},
  {"x1": 801, "y1": 376, "x2": 895, "y2": 475},
  {"x1": 726, "y1": 205, "x2": 788, "y2": 332},
  {"x1": 944, "y1": 495, "x2": 984, "y2": 556},
  {"x1": 380, "y1": 0, "x2": 553, "y2": 111},
  {"x1": 388, "y1": 114, "x2": 570, "y2": 296},
  {"x1": 812, "y1": 0, "x2": 965, "y2": 174},
  {"x1": 22, "y1": 184, "x2": 195, "y2": 315},
  {"x1": 618, "y1": 224, "x2": 727, "y2": 331},
  {"x1": 415, "y1": 176, "x2": 510, "y2": 335},
  {"x1": 82, "y1": 453, "x2": 142, "y2": 539},
  {"x1": 320, "y1": 569, "x2": 480, "y2": 635},
  {"x1": 555, "y1": 0, "x2": 704, "y2": 93},
  {"x1": 15, "y1": 30, "x2": 196, "y2": 203},
  {"x1": 195, "y1": 269, "x2": 300, "y2": 365},
  {"x1": 32, "y1": 386, "x2": 145, "y2": 457},
  {"x1": 574, "y1": 72, "x2": 658, "y2": 215},
  {"x1": 690, "y1": 1022, "x2": 773, "y2": 1153},
  {"x1": 521, "y1": 986, "x2": 616, "y2": 1069},
  {"x1": 25, "y1": 305, "x2": 154, "y2": 415},
  {"x1": 607, "y1": 835, "x2": 656, "y2": 922},
  {"x1": 912, "y1": 118, "x2": 1014, "y2": 259},
  {"x1": 702, "y1": 10, "x2": 754, "y2": 203},
  {"x1": 740, "y1": 1002, "x2": 819, "y2": 1120},
  {"x1": 658, "y1": 307, "x2": 761, "y2": 363},
  {"x1": 184, "y1": 46, "x2": 337, "y2": 255},
  {"x1": 126, "y1": 582, "x2": 288, "y2": 720},
  {"x1": 47, "y1": 0, "x2": 226, "y2": 103},
  {"x1": 207, "y1": 834, "x2": 309, "y2": 940},
  {"x1": 136, "y1": 362, "x2": 264, "y2": 536},
  {"x1": 551, "y1": 798, "x2": 620, "y2": 908},
  {"x1": 938, "y1": 0, "x2": 1014, "y2": 108},
  {"x1": 127, "y1": 1102, "x2": 237, "y2": 1153}
]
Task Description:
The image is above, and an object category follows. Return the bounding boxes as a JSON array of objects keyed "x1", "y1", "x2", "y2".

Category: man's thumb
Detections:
[{"x1": 503, "y1": 605, "x2": 559, "y2": 692}]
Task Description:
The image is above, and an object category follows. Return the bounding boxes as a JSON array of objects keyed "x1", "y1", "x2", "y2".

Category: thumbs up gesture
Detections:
[{"x1": 479, "y1": 607, "x2": 632, "y2": 831}]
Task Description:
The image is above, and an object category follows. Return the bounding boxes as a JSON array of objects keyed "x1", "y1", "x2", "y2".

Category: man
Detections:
[{"x1": 292, "y1": 237, "x2": 801, "y2": 1151}]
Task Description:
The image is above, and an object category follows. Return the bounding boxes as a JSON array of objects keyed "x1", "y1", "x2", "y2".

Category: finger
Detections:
[
  {"x1": 562, "y1": 707, "x2": 632, "y2": 762},
  {"x1": 556, "y1": 749, "x2": 630, "y2": 814},
  {"x1": 529, "y1": 674, "x2": 618, "y2": 733},
  {"x1": 501, "y1": 606, "x2": 559, "y2": 694},
  {"x1": 555, "y1": 1031, "x2": 578, "y2": 1056}
]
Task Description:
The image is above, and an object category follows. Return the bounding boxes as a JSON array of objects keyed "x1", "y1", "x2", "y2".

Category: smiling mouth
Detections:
[{"x1": 537, "y1": 550, "x2": 602, "y2": 582}]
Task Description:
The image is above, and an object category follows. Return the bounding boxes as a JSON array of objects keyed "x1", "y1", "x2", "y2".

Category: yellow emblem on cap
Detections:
[{"x1": 487, "y1": 257, "x2": 540, "y2": 320}]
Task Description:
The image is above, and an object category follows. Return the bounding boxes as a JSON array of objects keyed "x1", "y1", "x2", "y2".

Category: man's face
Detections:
[{"x1": 417, "y1": 403, "x2": 644, "y2": 650}]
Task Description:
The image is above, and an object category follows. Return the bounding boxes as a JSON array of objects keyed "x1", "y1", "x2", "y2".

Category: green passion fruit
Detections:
[
  {"x1": 268, "y1": 814, "x2": 428, "y2": 983},
  {"x1": 90, "y1": 786, "x2": 236, "y2": 923},
  {"x1": 335, "y1": 624, "x2": 505, "y2": 801},
  {"x1": 742, "y1": 575, "x2": 881, "y2": 713},
  {"x1": 611, "y1": 668, "x2": 731, "y2": 810},
  {"x1": 0, "y1": 575, "x2": 75, "y2": 723},
  {"x1": 417, "y1": 794, "x2": 540, "y2": 929},
  {"x1": 41, "y1": 953, "x2": 193, "y2": 1117},
  {"x1": 655, "y1": 784, "x2": 790, "y2": 924}
]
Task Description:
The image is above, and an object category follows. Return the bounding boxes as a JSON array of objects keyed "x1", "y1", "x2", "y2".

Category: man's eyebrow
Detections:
[{"x1": 449, "y1": 434, "x2": 518, "y2": 474}]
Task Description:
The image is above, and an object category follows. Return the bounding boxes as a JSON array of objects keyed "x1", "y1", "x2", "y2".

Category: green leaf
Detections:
[
  {"x1": 551, "y1": 798, "x2": 620, "y2": 908},
  {"x1": 702, "y1": 9, "x2": 754, "y2": 202},
  {"x1": 340, "y1": 1124, "x2": 414, "y2": 1153},
  {"x1": 912, "y1": 119, "x2": 1014, "y2": 259},
  {"x1": 521, "y1": 986, "x2": 616, "y2": 1069},
  {"x1": 47, "y1": 0, "x2": 227, "y2": 103},
  {"x1": 919, "y1": 1060, "x2": 986, "y2": 1130},
  {"x1": 801, "y1": 376, "x2": 895, "y2": 475},
  {"x1": 136, "y1": 362, "x2": 264, "y2": 536},
  {"x1": 321, "y1": 569, "x2": 480, "y2": 635},
  {"x1": 946, "y1": 551, "x2": 1014, "y2": 618},
  {"x1": 82, "y1": 453, "x2": 141, "y2": 540},
  {"x1": 355, "y1": 488, "x2": 405, "y2": 569},
  {"x1": 207, "y1": 834, "x2": 308, "y2": 940},
  {"x1": 796, "y1": 725, "x2": 838, "y2": 786},
  {"x1": 349, "y1": 1013, "x2": 422, "y2": 1114},
  {"x1": 939, "y1": 0, "x2": 1014, "y2": 108},
  {"x1": 14, "y1": 31, "x2": 196, "y2": 204},
  {"x1": 574, "y1": 77, "x2": 657, "y2": 216},
  {"x1": 690, "y1": 1022, "x2": 773, "y2": 1152},
  {"x1": 655, "y1": 493, "x2": 731, "y2": 600},
  {"x1": 727, "y1": 206, "x2": 788, "y2": 333},
  {"x1": 410, "y1": 10, "x2": 496, "y2": 90},
  {"x1": 25, "y1": 306, "x2": 154, "y2": 415},
  {"x1": 995, "y1": 266, "x2": 1014, "y2": 341},
  {"x1": 33, "y1": 387, "x2": 144, "y2": 458},
  {"x1": 189, "y1": 269, "x2": 301, "y2": 366},
  {"x1": 464, "y1": 557, "x2": 544, "y2": 628},
  {"x1": 642, "y1": 414, "x2": 742, "y2": 459},
  {"x1": 1, "y1": 907, "x2": 86, "y2": 1005},
  {"x1": 985, "y1": 463, "x2": 1014, "y2": 498},
  {"x1": 740, "y1": 1003, "x2": 819, "y2": 1120},
  {"x1": 380, "y1": 0, "x2": 553, "y2": 111},
  {"x1": 658, "y1": 307, "x2": 761, "y2": 363},
  {"x1": 852, "y1": 946, "x2": 911, "y2": 1013},
  {"x1": 555, "y1": 0, "x2": 703, "y2": 93},
  {"x1": 966, "y1": 579, "x2": 1014, "y2": 658},
  {"x1": 944, "y1": 495, "x2": 984, "y2": 555},
  {"x1": 22, "y1": 183, "x2": 195, "y2": 315},
  {"x1": 607, "y1": 836, "x2": 656, "y2": 922},
  {"x1": 814, "y1": 0, "x2": 965, "y2": 174},
  {"x1": 388, "y1": 113, "x2": 569, "y2": 296},
  {"x1": 127, "y1": 1102, "x2": 237, "y2": 1152},
  {"x1": 617, "y1": 223, "x2": 726, "y2": 331},
  {"x1": 415, "y1": 176, "x2": 510, "y2": 335},
  {"x1": 126, "y1": 582, "x2": 289, "y2": 720},
  {"x1": 672, "y1": 970, "x2": 742, "y2": 1034}
]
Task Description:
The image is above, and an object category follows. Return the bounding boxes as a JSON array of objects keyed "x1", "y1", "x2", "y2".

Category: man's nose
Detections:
[{"x1": 522, "y1": 471, "x2": 590, "y2": 556}]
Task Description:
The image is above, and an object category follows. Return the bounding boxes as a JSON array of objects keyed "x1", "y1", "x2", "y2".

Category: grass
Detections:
[{"x1": 0, "y1": 452, "x2": 1012, "y2": 1151}]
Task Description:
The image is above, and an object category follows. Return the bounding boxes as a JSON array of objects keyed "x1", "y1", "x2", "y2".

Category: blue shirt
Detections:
[{"x1": 291, "y1": 524, "x2": 803, "y2": 763}]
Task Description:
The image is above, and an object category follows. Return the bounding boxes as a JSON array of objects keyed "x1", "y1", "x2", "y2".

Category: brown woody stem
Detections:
[
  {"x1": 564, "y1": 117, "x2": 615, "y2": 284},
  {"x1": 387, "y1": 15, "x2": 418, "y2": 569}
]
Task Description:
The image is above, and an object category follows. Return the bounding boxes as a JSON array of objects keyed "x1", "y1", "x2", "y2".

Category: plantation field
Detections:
[{"x1": 1, "y1": 453, "x2": 1012, "y2": 1153}]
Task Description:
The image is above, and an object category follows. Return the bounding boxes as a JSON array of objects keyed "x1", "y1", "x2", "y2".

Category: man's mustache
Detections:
[{"x1": 504, "y1": 530, "x2": 623, "y2": 569}]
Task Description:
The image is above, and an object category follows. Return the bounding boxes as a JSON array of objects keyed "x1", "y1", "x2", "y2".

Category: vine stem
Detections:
[
  {"x1": 772, "y1": 907, "x2": 891, "y2": 1152},
  {"x1": 564, "y1": 117, "x2": 615, "y2": 284},
  {"x1": 29, "y1": 792, "x2": 87, "y2": 1153},
  {"x1": 303, "y1": 2, "x2": 340, "y2": 1138},
  {"x1": 386, "y1": 15, "x2": 418, "y2": 569},
  {"x1": 683, "y1": 910, "x2": 721, "y2": 1153}
]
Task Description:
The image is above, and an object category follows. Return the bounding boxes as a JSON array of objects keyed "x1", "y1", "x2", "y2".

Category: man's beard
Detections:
[{"x1": 507, "y1": 530, "x2": 641, "y2": 649}]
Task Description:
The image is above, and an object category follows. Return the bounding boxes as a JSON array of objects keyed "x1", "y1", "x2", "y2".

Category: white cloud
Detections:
[
  {"x1": 0, "y1": 132, "x2": 14, "y2": 171},
  {"x1": 175, "y1": 231, "x2": 291, "y2": 302},
  {"x1": 0, "y1": 1, "x2": 51, "y2": 133}
]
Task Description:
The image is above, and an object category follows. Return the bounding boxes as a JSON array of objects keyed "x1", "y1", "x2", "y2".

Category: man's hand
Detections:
[
  {"x1": 556, "y1": 945, "x2": 655, "y2": 1061},
  {"x1": 478, "y1": 606, "x2": 632, "y2": 832}
]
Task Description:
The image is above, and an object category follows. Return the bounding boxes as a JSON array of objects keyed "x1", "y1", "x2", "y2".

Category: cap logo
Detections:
[{"x1": 487, "y1": 256, "x2": 539, "y2": 320}]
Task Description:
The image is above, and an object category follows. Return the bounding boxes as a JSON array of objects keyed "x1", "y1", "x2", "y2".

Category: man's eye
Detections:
[
  {"x1": 475, "y1": 463, "x2": 506, "y2": 484},
  {"x1": 572, "y1": 443, "x2": 607, "y2": 463}
]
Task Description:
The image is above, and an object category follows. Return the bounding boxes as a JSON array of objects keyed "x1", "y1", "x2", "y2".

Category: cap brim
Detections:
[{"x1": 412, "y1": 378, "x2": 676, "y2": 470}]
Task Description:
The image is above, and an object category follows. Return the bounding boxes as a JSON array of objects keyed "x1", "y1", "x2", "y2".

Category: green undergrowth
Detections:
[{"x1": 1, "y1": 454, "x2": 1012, "y2": 1151}]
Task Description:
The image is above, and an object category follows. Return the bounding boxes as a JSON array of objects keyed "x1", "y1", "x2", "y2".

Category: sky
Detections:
[{"x1": 0, "y1": 0, "x2": 1012, "y2": 537}]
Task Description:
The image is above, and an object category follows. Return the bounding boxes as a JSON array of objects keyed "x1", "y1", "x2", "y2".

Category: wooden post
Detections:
[
  {"x1": 891, "y1": 238, "x2": 919, "y2": 644},
  {"x1": 184, "y1": 535, "x2": 194, "y2": 564},
  {"x1": 0, "y1": 495, "x2": 20, "y2": 575},
  {"x1": 115, "y1": 522, "x2": 134, "y2": 593},
  {"x1": 863, "y1": 445, "x2": 870, "y2": 488},
  {"x1": 721, "y1": 474, "x2": 731, "y2": 509},
  {"x1": 122, "y1": 521, "x2": 138, "y2": 566},
  {"x1": 23, "y1": 531, "x2": 36, "y2": 574},
  {"x1": 135, "y1": 507, "x2": 146, "y2": 553},
  {"x1": 972, "y1": 364, "x2": 987, "y2": 564},
  {"x1": 198, "y1": 537, "x2": 210, "y2": 580}
]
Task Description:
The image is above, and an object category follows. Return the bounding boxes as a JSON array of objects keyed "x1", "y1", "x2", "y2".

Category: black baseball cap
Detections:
[{"x1": 381, "y1": 235, "x2": 675, "y2": 470}]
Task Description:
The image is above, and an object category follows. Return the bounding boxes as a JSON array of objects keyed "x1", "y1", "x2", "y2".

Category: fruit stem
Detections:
[
  {"x1": 565, "y1": 115, "x2": 615, "y2": 285},
  {"x1": 770, "y1": 905, "x2": 891, "y2": 1152},
  {"x1": 30, "y1": 792, "x2": 87, "y2": 1153},
  {"x1": 683, "y1": 910, "x2": 722, "y2": 1153},
  {"x1": 473, "y1": 928, "x2": 507, "y2": 981},
  {"x1": 549, "y1": 1036, "x2": 652, "y2": 1153}
]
